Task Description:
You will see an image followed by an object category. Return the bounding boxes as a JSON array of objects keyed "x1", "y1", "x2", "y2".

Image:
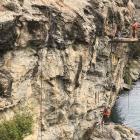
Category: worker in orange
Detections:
[
  {"x1": 101, "y1": 106, "x2": 111, "y2": 125},
  {"x1": 131, "y1": 19, "x2": 140, "y2": 38}
]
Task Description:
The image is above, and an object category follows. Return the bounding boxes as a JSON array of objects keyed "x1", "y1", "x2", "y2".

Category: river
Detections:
[{"x1": 111, "y1": 80, "x2": 140, "y2": 132}]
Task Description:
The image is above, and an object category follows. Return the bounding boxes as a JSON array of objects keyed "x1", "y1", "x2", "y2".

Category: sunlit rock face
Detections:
[{"x1": 0, "y1": 0, "x2": 138, "y2": 140}]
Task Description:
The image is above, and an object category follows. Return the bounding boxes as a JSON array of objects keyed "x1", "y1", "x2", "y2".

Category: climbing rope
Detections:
[
  {"x1": 37, "y1": 48, "x2": 43, "y2": 140},
  {"x1": 37, "y1": 7, "x2": 53, "y2": 140},
  {"x1": 37, "y1": 6, "x2": 56, "y2": 140}
]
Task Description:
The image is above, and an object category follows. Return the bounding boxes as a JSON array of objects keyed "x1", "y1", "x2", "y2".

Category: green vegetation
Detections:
[
  {"x1": 0, "y1": 113, "x2": 33, "y2": 140},
  {"x1": 123, "y1": 65, "x2": 132, "y2": 86},
  {"x1": 128, "y1": 43, "x2": 140, "y2": 59},
  {"x1": 110, "y1": 103, "x2": 125, "y2": 124},
  {"x1": 123, "y1": 43, "x2": 140, "y2": 86}
]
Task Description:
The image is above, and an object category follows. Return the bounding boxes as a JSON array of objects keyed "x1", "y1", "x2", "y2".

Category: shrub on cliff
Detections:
[
  {"x1": 123, "y1": 65, "x2": 132, "y2": 86},
  {"x1": 128, "y1": 43, "x2": 140, "y2": 59},
  {"x1": 0, "y1": 113, "x2": 33, "y2": 140}
]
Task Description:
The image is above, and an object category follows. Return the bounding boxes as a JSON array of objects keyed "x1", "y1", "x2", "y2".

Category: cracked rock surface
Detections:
[{"x1": 0, "y1": 0, "x2": 139, "y2": 140}]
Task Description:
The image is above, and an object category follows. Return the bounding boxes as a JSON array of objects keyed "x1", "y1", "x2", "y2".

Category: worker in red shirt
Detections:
[
  {"x1": 131, "y1": 19, "x2": 140, "y2": 38},
  {"x1": 101, "y1": 106, "x2": 111, "y2": 125}
]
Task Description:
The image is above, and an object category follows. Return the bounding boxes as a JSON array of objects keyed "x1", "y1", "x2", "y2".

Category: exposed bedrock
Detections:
[{"x1": 0, "y1": 0, "x2": 139, "y2": 140}]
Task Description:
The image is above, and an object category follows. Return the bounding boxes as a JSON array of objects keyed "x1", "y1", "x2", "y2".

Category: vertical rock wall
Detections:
[{"x1": 0, "y1": 0, "x2": 138, "y2": 139}]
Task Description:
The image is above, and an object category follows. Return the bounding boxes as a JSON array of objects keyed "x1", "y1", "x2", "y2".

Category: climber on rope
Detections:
[
  {"x1": 101, "y1": 106, "x2": 111, "y2": 125},
  {"x1": 131, "y1": 19, "x2": 140, "y2": 38}
]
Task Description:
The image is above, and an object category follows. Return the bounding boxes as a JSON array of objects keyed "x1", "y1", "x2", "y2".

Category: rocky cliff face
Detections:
[
  {"x1": 133, "y1": 0, "x2": 140, "y2": 20},
  {"x1": 0, "y1": 0, "x2": 139, "y2": 140}
]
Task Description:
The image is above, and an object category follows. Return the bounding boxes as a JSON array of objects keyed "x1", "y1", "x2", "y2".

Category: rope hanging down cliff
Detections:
[
  {"x1": 37, "y1": 7, "x2": 60, "y2": 140},
  {"x1": 37, "y1": 48, "x2": 43, "y2": 140}
]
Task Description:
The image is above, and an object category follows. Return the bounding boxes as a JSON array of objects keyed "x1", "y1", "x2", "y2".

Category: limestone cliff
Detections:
[{"x1": 0, "y1": 0, "x2": 139, "y2": 140}]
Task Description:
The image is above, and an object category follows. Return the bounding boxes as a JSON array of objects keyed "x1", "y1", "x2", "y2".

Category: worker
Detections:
[
  {"x1": 102, "y1": 106, "x2": 111, "y2": 125},
  {"x1": 131, "y1": 19, "x2": 140, "y2": 38}
]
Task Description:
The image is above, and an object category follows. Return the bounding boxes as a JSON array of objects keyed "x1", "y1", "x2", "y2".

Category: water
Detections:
[{"x1": 111, "y1": 80, "x2": 140, "y2": 132}]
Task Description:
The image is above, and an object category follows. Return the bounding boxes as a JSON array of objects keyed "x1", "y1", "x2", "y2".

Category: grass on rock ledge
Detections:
[{"x1": 0, "y1": 113, "x2": 33, "y2": 140}]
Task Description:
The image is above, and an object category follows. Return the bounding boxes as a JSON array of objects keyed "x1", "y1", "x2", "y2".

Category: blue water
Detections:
[{"x1": 111, "y1": 81, "x2": 140, "y2": 132}]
